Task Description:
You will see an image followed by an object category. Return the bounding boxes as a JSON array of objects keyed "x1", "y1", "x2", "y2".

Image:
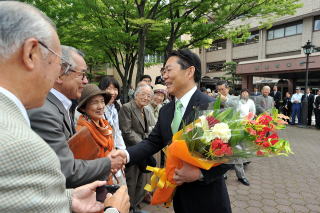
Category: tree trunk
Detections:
[{"x1": 136, "y1": 27, "x2": 146, "y2": 86}]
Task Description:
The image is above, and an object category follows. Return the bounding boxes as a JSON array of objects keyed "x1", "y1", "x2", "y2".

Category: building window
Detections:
[
  {"x1": 267, "y1": 21, "x2": 302, "y2": 40},
  {"x1": 314, "y1": 16, "x2": 320, "y2": 31},
  {"x1": 144, "y1": 54, "x2": 164, "y2": 63},
  {"x1": 206, "y1": 61, "x2": 225, "y2": 73},
  {"x1": 206, "y1": 39, "x2": 226, "y2": 52},
  {"x1": 233, "y1": 31, "x2": 259, "y2": 47}
]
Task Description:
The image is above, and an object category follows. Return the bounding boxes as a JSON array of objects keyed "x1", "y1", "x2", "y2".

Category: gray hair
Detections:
[
  {"x1": 0, "y1": 1, "x2": 56, "y2": 59},
  {"x1": 61, "y1": 45, "x2": 85, "y2": 68},
  {"x1": 134, "y1": 84, "x2": 154, "y2": 98}
]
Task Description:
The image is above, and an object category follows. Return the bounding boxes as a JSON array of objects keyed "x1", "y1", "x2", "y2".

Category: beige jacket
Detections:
[{"x1": 0, "y1": 92, "x2": 72, "y2": 212}]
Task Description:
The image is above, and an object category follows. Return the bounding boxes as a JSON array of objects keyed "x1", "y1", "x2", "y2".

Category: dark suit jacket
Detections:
[
  {"x1": 302, "y1": 93, "x2": 315, "y2": 110},
  {"x1": 315, "y1": 95, "x2": 320, "y2": 109},
  {"x1": 270, "y1": 91, "x2": 281, "y2": 109},
  {"x1": 270, "y1": 91, "x2": 281, "y2": 102},
  {"x1": 28, "y1": 92, "x2": 110, "y2": 188},
  {"x1": 127, "y1": 89, "x2": 232, "y2": 213}
]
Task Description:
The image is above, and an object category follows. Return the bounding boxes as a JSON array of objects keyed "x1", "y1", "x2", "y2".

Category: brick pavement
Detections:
[{"x1": 142, "y1": 126, "x2": 320, "y2": 213}]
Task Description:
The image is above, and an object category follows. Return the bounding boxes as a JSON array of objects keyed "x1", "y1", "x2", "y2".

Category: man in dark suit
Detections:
[
  {"x1": 114, "y1": 49, "x2": 232, "y2": 213},
  {"x1": 270, "y1": 85, "x2": 281, "y2": 110},
  {"x1": 314, "y1": 90, "x2": 320, "y2": 129},
  {"x1": 155, "y1": 67, "x2": 165, "y2": 85},
  {"x1": 28, "y1": 45, "x2": 124, "y2": 188},
  {"x1": 302, "y1": 88, "x2": 315, "y2": 126}
]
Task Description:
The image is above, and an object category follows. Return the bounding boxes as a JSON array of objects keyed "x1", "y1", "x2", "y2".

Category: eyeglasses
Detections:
[
  {"x1": 38, "y1": 41, "x2": 72, "y2": 74},
  {"x1": 68, "y1": 69, "x2": 88, "y2": 80}
]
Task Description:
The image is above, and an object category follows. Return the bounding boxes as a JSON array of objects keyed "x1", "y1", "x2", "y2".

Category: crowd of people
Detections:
[
  {"x1": 2, "y1": 2, "x2": 320, "y2": 213},
  {"x1": 201, "y1": 85, "x2": 320, "y2": 129}
]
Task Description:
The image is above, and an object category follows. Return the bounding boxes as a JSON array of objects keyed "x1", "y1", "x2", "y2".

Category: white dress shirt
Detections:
[
  {"x1": 50, "y1": 88, "x2": 72, "y2": 112},
  {"x1": 0, "y1": 87, "x2": 30, "y2": 127},
  {"x1": 291, "y1": 93, "x2": 303, "y2": 103},
  {"x1": 176, "y1": 86, "x2": 197, "y2": 116},
  {"x1": 237, "y1": 98, "x2": 256, "y2": 118}
]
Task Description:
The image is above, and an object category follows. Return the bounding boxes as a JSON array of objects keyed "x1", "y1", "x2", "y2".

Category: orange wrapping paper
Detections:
[{"x1": 147, "y1": 122, "x2": 221, "y2": 205}]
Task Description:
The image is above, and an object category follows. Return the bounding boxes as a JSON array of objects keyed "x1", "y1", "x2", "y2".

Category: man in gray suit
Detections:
[
  {"x1": 28, "y1": 45, "x2": 124, "y2": 188},
  {"x1": 119, "y1": 85, "x2": 155, "y2": 213},
  {"x1": 255, "y1": 85, "x2": 275, "y2": 115},
  {"x1": 0, "y1": 2, "x2": 129, "y2": 213}
]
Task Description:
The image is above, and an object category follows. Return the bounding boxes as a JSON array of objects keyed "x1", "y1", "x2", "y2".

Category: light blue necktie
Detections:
[{"x1": 171, "y1": 100, "x2": 183, "y2": 134}]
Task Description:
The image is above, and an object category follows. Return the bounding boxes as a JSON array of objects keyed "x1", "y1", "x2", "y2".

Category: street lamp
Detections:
[{"x1": 301, "y1": 40, "x2": 314, "y2": 126}]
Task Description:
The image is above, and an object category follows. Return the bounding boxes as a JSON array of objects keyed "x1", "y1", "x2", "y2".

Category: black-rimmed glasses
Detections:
[{"x1": 68, "y1": 69, "x2": 88, "y2": 80}]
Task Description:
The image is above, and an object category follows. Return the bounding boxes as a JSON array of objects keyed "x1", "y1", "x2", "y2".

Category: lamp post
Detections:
[{"x1": 301, "y1": 40, "x2": 314, "y2": 126}]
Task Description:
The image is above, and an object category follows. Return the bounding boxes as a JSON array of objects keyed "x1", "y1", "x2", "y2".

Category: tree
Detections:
[
  {"x1": 24, "y1": 0, "x2": 302, "y2": 102},
  {"x1": 223, "y1": 61, "x2": 241, "y2": 90}
]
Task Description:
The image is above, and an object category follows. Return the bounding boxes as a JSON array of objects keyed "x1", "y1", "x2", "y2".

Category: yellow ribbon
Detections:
[{"x1": 144, "y1": 166, "x2": 176, "y2": 192}]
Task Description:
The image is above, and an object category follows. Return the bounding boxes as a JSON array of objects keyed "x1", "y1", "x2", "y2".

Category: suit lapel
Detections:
[
  {"x1": 131, "y1": 101, "x2": 145, "y2": 131},
  {"x1": 47, "y1": 92, "x2": 74, "y2": 135}
]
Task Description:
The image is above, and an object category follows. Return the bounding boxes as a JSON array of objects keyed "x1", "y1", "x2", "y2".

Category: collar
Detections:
[
  {"x1": 0, "y1": 87, "x2": 30, "y2": 127},
  {"x1": 175, "y1": 86, "x2": 197, "y2": 111},
  {"x1": 50, "y1": 88, "x2": 72, "y2": 112}
]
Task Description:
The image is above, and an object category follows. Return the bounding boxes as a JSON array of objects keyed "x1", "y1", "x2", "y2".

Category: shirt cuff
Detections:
[
  {"x1": 124, "y1": 150, "x2": 130, "y2": 163},
  {"x1": 104, "y1": 207, "x2": 120, "y2": 213}
]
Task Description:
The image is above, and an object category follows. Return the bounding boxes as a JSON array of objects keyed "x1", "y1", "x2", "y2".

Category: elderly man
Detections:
[
  {"x1": 119, "y1": 84, "x2": 155, "y2": 213},
  {"x1": 0, "y1": 2, "x2": 129, "y2": 213},
  {"x1": 28, "y1": 45, "x2": 124, "y2": 188},
  {"x1": 255, "y1": 86, "x2": 275, "y2": 115}
]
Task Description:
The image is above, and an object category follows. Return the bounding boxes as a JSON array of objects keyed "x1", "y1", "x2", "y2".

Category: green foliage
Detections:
[
  {"x1": 22, "y1": 0, "x2": 302, "y2": 95},
  {"x1": 223, "y1": 61, "x2": 241, "y2": 89},
  {"x1": 183, "y1": 126, "x2": 204, "y2": 152}
]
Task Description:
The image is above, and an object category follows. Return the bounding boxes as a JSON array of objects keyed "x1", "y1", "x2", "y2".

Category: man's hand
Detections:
[
  {"x1": 218, "y1": 93, "x2": 227, "y2": 102},
  {"x1": 104, "y1": 185, "x2": 130, "y2": 213},
  {"x1": 173, "y1": 162, "x2": 201, "y2": 185},
  {"x1": 71, "y1": 180, "x2": 106, "y2": 213},
  {"x1": 108, "y1": 150, "x2": 126, "y2": 173}
]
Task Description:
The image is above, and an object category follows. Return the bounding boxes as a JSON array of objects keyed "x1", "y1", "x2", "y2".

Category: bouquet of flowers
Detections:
[{"x1": 144, "y1": 99, "x2": 292, "y2": 206}]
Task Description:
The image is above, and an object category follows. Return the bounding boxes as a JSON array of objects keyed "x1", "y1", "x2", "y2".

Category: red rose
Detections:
[
  {"x1": 262, "y1": 141, "x2": 271, "y2": 148},
  {"x1": 213, "y1": 149, "x2": 224, "y2": 157},
  {"x1": 256, "y1": 150, "x2": 265, "y2": 156}
]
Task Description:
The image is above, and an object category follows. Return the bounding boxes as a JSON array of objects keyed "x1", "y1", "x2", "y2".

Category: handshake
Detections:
[{"x1": 107, "y1": 150, "x2": 128, "y2": 173}]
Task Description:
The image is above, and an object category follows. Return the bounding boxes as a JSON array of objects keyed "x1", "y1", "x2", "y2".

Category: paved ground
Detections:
[{"x1": 142, "y1": 126, "x2": 320, "y2": 213}]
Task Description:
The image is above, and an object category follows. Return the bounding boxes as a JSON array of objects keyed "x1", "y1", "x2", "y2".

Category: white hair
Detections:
[
  {"x1": 0, "y1": 1, "x2": 56, "y2": 59},
  {"x1": 262, "y1": 85, "x2": 271, "y2": 91},
  {"x1": 134, "y1": 84, "x2": 154, "y2": 98}
]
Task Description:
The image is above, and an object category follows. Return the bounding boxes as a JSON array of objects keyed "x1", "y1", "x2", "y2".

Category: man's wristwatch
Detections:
[{"x1": 104, "y1": 206, "x2": 119, "y2": 213}]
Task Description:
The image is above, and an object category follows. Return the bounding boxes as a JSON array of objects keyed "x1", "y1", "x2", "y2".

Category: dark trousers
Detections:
[
  {"x1": 307, "y1": 108, "x2": 313, "y2": 126},
  {"x1": 282, "y1": 107, "x2": 291, "y2": 122},
  {"x1": 291, "y1": 103, "x2": 301, "y2": 125},
  {"x1": 315, "y1": 108, "x2": 320, "y2": 128}
]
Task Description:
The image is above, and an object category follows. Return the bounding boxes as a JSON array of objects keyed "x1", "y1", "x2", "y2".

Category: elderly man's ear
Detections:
[{"x1": 21, "y1": 38, "x2": 41, "y2": 71}]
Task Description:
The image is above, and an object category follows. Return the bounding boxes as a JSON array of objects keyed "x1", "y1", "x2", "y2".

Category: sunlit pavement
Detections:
[{"x1": 142, "y1": 126, "x2": 320, "y2": 212}]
